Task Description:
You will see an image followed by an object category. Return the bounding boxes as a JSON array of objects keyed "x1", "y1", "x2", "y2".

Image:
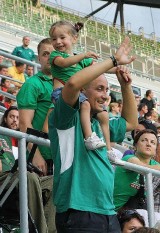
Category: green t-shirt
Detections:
[
  {"x1": 48, "y1": 95, "x2": 126, "y2": 214},
  {"x1": 12, "y1": 46, "x2": 35, "y2": 61},
  {"x1": 17, "y1": 71, "x2": 53, "y2": 160},
  {"x1": 114, "y1": 154, "x2": 160, "y2": 211},
  {"x1": 0, "y1": 135, "x2": 15, "y2": 172},
  {"x1": 50, "y1": 50, "x2": 93, "y2": 83}
]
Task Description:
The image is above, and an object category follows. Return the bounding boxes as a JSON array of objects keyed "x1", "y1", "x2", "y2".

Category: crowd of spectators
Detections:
[{"x1": 0, "y1": 28, "x2": 160, "y2": 233}]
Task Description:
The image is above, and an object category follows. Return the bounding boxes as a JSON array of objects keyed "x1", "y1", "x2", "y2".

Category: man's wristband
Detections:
[{"x1": 110, "y1": 55, "x2": 118, "y2": 67}]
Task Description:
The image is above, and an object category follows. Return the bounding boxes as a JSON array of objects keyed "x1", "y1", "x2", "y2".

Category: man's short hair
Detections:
[
  {"x1": 37, "y1": 38, "x2": 52, "y2": 54},
  {"x1": 0, "y1": 65, "x2": 8, "y2": 71},
  {"x1": 15, "y1": 61, "x2": 25, "y2": 67},
  {"x1": 138, "y1": 103, "x2": 147, "y2": 111},
  {"x1": 146, "y1": 90, "x2": 152, "y2": 97}
]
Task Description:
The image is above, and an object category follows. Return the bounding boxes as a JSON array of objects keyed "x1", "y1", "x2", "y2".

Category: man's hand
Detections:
[
  {"x1": 116, "y1": 65, "x2": 132, "y2": 85},
  {"x1": 32, "y1": 151, "x2": 47, "y2": 176},
  {"x1": 115, "y1": 37, "x2": 136, "y2": 65}
]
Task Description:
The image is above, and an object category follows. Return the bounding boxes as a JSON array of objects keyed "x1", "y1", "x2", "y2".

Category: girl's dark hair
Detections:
[
  {"x1": 49, "y1": 20, "x2": 83, "y2": 37},
  {"x1": 0, "y1": 106, "x2": 18, "y2": 128},
  {"x1": 133, "y1": 227, "x2": 160, "y2": 233},
  {"x1": 133, "y1": 129, "x2": 157, "y2": 146},
  {"x1": 117, "y1": 209, "x2": 145, "y2": 231}
]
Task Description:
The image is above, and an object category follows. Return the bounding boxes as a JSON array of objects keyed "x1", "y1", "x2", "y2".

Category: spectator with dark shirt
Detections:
[{"x1": 140, "y1": 90, "x2": 155, "y2": 111}]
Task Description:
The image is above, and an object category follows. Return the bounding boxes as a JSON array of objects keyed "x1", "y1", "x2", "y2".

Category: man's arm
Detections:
[
  {"x1": 116, "y1": 66, "x2": 138, "y2": 131},
  {"x1": 19, "y1": 109, "x2": 47, "y2": 175},
  {"x1": 62, "y1": 37, "x2": 135, "y2": 107},
  {"x1": 53, "y1": 51, "x2": 99, "y2": 68}
]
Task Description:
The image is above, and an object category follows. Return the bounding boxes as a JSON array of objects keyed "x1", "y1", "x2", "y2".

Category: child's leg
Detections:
[
  {"x1": 81, "y1": 101, "x2": 106, "y2": 150},
  {"x1": 97, "y1": 111, "x2": 111, "y2": 150},
  {"x1": 97, "y1": 111, "x2": 118, "y2": 161},
  {"x1": 80, "y1": 101, "x2": 92, "y2": 139}
]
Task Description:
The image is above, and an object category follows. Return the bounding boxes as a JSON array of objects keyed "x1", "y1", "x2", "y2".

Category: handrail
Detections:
[
  {"x1": 0, "y1": 50, "x2": 41, "y2": 74},
  {"x1": 0, "y1": 126, "x2": 160, "y2": 231},
  {"x1": 0, "y1": 74, "x2": 24, "y2": 84}
]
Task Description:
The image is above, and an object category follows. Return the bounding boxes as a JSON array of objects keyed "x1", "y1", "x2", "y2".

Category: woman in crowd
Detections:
[
  {"x1": 117, "y1": 209, "x2": 145, "y2": 233},
  {"x1": 114, "y1": 129, "x2": 160, "y2": 211}
]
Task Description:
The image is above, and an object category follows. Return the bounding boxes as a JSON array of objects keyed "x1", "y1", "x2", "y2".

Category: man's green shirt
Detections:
[
  {"x1": 49, "y1": 95, "x2": 126, "y2": 214},
  {"x1": 17, "y1": 71, "x2": 53, "y2": 160}
]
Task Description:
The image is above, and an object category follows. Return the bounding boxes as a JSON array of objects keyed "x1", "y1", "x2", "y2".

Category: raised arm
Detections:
[
  {"x1": 62, "y1": 37, "x2": 135, "y2": 107},
  {"x1": 53, "y1": 51, "x2": 99, "y2": 68},
  {"x1": 116, "y1": 66, "x2": 138, "y2": 131}
]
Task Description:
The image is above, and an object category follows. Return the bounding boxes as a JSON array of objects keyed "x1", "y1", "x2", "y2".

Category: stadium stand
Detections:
[{"x1": 0, "y1": 0, "x2": 160, "y2": 78}]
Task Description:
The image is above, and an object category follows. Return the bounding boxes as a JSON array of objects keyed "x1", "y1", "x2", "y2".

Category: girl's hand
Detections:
[
  {"x1": 84, "y1": 51, "x2": 100, "y2": 59},
  {"x1": 116, "y1": 65, "x2": 132, "y2": 85}
]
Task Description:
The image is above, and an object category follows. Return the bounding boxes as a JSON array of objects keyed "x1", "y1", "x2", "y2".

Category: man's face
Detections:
[
  {"x1": 0, "y1": 68, "x2": 8, "y2": 76},
  {"x1": 23, "y1": 37, "x2": 30, "y2": 47},
  {"x1": 38, "y1": 43, "x2": 54, "y2": 75},
  {"x1": 5, "y1": 110, "x2": 19, "y2": 130},
  {"x1": 83, "y1": 75, "x2": 109, "y2": 115},
  {"x1": 17, "y1": 64, "x2": 26, "y2": 74},
  {"x1": 26, "y1": 66, "x2": 34, "y2": 76},
  {"x1": 142, "y1": 105, "x2": 148, "y2": 114}
]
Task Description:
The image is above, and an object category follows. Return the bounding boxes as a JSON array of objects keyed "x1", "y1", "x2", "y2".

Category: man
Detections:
[
  {"x1": 141, "y1": 89, "x2": 155, "y2": 111},
  {"x1": 17, "y1": 38, "x2": 54, "y2": 175},
  {"x1": 24, "y1": 65, "x2": 34, "y2": 81},
  {"x1": 48, "y1": 37, "x2": 137, "y2": 233},
  {"x1": 8, "y1": 61, "x2": 26, "y2": 88},
  {"x1": 12, "y1": 36, "x2": 35, "y2": 61},
  {"x1": 0, "y1": 65, "x2": 8, "y2": 76},
  {"x1": 109, "y1": 102, "x2": 120, "y2": 118},
  {"x1": 138, "y1": 103, "x2": 148, "y2": 121},
  {"x1": 0, "y1": 106, "x2": 56, "y2": 233},
  {"x1": 0, "y1": 65, "x2": 8, "y2": 84}
]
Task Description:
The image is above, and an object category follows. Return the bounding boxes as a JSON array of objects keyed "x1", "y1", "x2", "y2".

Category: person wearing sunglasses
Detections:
[{"x1": 117, "y1": 209, "x2": 145, "y2": 233}]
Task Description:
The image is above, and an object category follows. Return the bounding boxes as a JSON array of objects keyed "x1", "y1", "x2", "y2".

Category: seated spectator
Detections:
[
  {"x1": 123, "y1": 119, "x2": 157, "y2": 157},
  {"x1": 12, "y1": 36, "x2": 35, "y2": 62},
  {"x1": 145, "y1": 109, "x2": 159, "y2": 123},
  {"x1": 114, "y1": 129, "x2": 160, "y2": 211},
  {"x1": 0, "y1": 78, "x2": 11, "y2": 102},
  {"x1": 8, "y1": 61, "x2": 26, "y2": 88},
  {"x1": 133, "y1": 227, "x2": 160, "y2": 233},
  {"x1": 0, "y1": 64, "x2": 8, "y2": 83},
  {"x1": 138, "y1": 103, "x2": 148, "y2": 121},
  {"x1": 24, "y1": 65, "x2": 34, "y2": 81},
  {"x1": 3, "y1": 87, "x2": 18, "y2": 109},
  {"x1": 117, "y1": 209, "x2": 145, "y2": 233},
  {"x1": 109, "y1": 102, "x2": 120, "y2": 118},
  {"x1": 0, "y1": 106, "x2": 56, "y2": 233}
]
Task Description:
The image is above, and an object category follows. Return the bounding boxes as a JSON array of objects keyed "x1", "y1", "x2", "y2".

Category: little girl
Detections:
[{"x1": 49, "y1": 20, "x2": 113, "y2": 152}]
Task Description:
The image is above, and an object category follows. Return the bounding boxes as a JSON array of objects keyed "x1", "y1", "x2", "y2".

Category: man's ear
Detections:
[{"x1": 38, "y1": 55, "x2": 40, "y2": 63}]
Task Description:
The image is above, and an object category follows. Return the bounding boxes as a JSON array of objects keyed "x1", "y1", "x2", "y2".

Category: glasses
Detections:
[{"x1": 118, "y1": 209, "x2": 138, "y2": 219}]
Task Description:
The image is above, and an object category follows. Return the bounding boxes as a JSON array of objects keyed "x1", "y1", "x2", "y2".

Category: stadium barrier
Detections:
[
  {"x1": 0, "y1": 127, "x2": 160, "y2": 232},
  {"x1": 0, "y1": 50, "x2": 41, "y2": 74}
]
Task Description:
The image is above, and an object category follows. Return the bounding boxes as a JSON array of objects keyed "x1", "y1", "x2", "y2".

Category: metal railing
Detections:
[
  {"x1": 0, "y1": 126, "x2": 160, "y2": 232},
  {"x1": 0, "y1": 50, "x2": 41, "y2": 74}
]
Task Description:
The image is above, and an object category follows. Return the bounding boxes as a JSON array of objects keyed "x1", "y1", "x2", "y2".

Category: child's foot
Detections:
[
  {"x1": 84, "y1": 132, "x2": 106, "y2": 150},
  {"x1": 107, "y1": 149, "x2": 119, "y2": 162}
]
